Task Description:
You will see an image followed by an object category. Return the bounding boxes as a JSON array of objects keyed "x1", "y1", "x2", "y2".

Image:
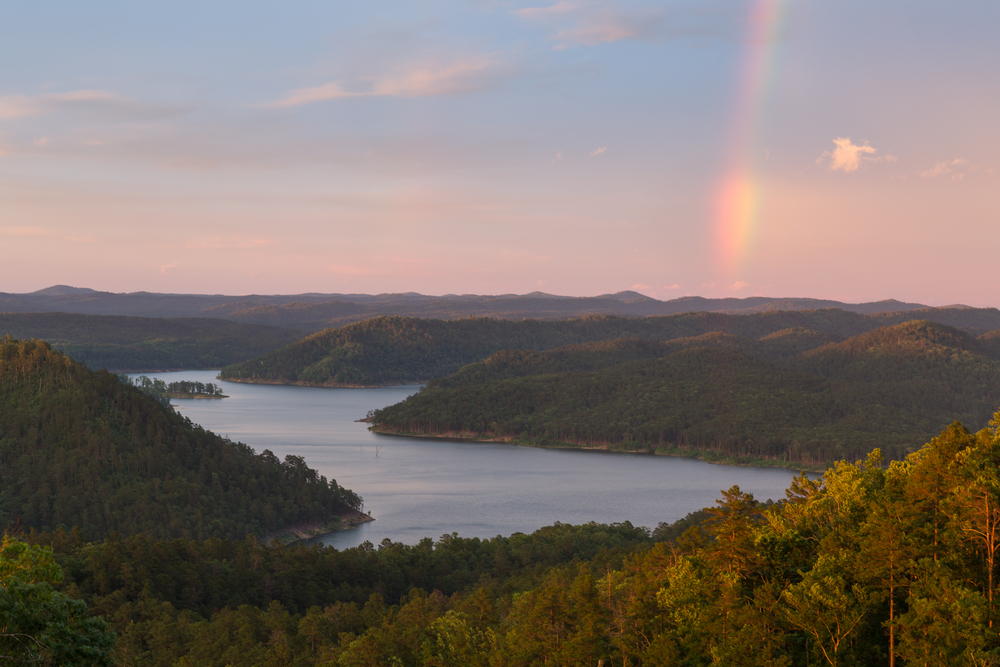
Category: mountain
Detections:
[
  {"x1": 0, "y1": 338, "x2": 360, "y2": 540},
  {"x1": 1, "y1": 286, "x2": 946, "y2": 332},
  {"x1": 0, "y1": 313, "x2": 306, "y2": 371},
  {"x1": 369, "y1": 320, "x2": 1000, "y2": 466},
  {"x1": 218, "y1": 308, "x2": 1000, "y2": 388}
]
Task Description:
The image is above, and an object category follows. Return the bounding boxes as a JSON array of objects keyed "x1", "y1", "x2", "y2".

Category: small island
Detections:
[{"x1": 165, "y1": 380, "x2": 228, "y2": 399}]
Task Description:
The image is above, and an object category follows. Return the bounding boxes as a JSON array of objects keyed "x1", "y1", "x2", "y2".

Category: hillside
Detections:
[
  {"x1": 370, "y1": 321, "x2": 1000, "y2": 466},
  {"x1": 0, "y1": 338, "x2": 360, "y2": 540},
  {"x1": 0, "y1": 312, "x2": 305, "y2": 371},
  {"x1": 18, "y1": 419, "x2": 1000, "y2": 665},
  {"x1": 219, "y1": 308, "x2": 1000, "y2": 387}
]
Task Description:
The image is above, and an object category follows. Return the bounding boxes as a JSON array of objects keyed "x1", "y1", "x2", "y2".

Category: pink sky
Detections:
[{"x1": 1, "y1": 1, "x2": 998, "y2": 306}]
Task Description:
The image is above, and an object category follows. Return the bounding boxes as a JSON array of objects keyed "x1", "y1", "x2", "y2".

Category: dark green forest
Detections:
[
  {"x1": 0, "y1": 313, "x2": 304, "y2": 371},
  {"x1": 0, "y1": 338, "x2": 359, "y2": 541},
  {"x1": 219, "y1": 308, "x2": 1000, "y2": 387},
  {"x1": 371, "y1": 321, "x2": 1000, "y2": 467},
  {"x1": 9, "y1": 417, "x2": 1000, "y2": 665}
]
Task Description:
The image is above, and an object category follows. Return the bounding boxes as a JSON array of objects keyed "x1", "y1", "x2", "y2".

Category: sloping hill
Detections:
[
  {"x1": 369, "y1": 321, "x2": 1000, "y2": 466},
  {"x1": 0, "y1": 313, "x2": 305, "y2": 371},
  {"x1": 220, "y1": 308, "x2": 999, "y2": 388},
  {"x1": 0, "y1": 339, "x2": 360, "y2": 540}
]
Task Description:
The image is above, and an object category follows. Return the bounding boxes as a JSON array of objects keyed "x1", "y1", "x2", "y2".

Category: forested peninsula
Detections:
[
  {"x1": 370, "y1": 320, "x2": 1000, "y2": 468},
  {"x1": 0, "y1": 337, "x2": 360, "y2": 541}
]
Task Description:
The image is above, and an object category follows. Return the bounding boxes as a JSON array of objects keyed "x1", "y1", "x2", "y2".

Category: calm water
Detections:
[{"x1": 136, "y1": 371, "x2": 801, "y2": 549}]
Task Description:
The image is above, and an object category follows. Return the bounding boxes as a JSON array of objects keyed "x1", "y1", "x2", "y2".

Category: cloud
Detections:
[
  {"x1": 0, "y1": 226, "x2": 91, "y2": 243},
  {"x1": 816, "y1": 137, "x2": 896, "y2": 173},
  {"x1": 0, "y1": 90, "x2": 125, "y2": 119},
  {"x1": 515, "y1": 1, "x2": 734, "y2": 47},
  {"x1": 0, "y1": 226, "x2": 52, "y2": 237},
  {"x1": 268, "y1": 56, "x2": 509, "y2": 108},
  {"x1": 919, "y1": 158, "x2": 991, "y2": 180},
  {"x1": 730, "y1": 280, "x2": 750, "y2": 290},
  {"x1": 33, "y1": 137, "x2": 50, "y2": 147},
  {"x1": 590, "y1": 146, "x2": 606, "y2": 156},
  {"x1": 663, "y1": 283, "x2": 681, "y2": 290},
  {"x1": 630, "y1": 283, "x2": 652, "y2": 290}
]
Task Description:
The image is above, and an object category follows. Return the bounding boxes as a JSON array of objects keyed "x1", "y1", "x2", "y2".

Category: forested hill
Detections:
[
  {"x1": 0, "y1": 312, "x2": 305, "y2": 371},
  {"x1": 219, "y1": 307, "x2": 1000, "y2": 387},
  {"x1": 0, "y1": 338, "x2": 360, "y2": 540},
  {"x1": 19, "y1": 420, "x2": 1000, "y2": 665},
  {"x1": 371, "y1": 321, "x2": 1000, "y2": 466}
]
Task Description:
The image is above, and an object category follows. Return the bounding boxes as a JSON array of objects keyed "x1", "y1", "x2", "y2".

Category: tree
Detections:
[{"x1": 0, "y1": 535, "x2": 116, "y2": 666}]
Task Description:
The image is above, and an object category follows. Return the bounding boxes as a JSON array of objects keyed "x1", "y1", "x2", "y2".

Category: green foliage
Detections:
[
  {"x1": 0, "y1": 535, "x2": 115, "y2": 666},
  {"x1": 17, "y1": 417, "x2": 1000, "y2": 664},
  {"x1": 220, "y1": 308, "x2": 1000, "y2": 387},
  {"x1": 0, "y1": 312, "x2": 304, "y2": 371},
  {"x1": 371, "y1": 320, "x2": 1000, "y2": 465},
  {"x1": 0, "y1": 338, "x2": 360, "y2": 541}
]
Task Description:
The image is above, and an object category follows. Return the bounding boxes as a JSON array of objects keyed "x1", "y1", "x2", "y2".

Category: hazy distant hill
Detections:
[
  {"x1": 1, "y1": 285, "x2": 942, "y2": 332},
  {"x1": 0, "y1": 313, "x2": 305, "y2": 371},
  {"x1": 0, "y1": 338, "x2": 360, "y2": 540},
  {"x1": 370, "y1": 320, "x2": 1000, "y2": 466},
  {"x1": 219, "y1": 308, "x2": 1000, "y2": 387}
]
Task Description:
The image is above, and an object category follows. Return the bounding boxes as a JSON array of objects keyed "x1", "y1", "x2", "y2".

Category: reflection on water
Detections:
[{"x1": 137, "y1": 371, "x2": 801, "y2": 549}]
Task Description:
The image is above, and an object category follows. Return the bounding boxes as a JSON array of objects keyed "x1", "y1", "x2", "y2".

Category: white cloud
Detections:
[
  {"x1": 663, "y1": 283, "x2": 681, "y2": 290},
  {"x1": 730, "y1": 280, "x2": 750, "y2": 290},
  {"x1": 816, "y1": 137, "x2": 896, "y2": 173},
  {"x1": 0, "y1": 90, "x2": 125, "y2": 119},
  {"x1": 590, "y1": 146, "x2": 606, "y2": 156},
  {"x1": 268, "y1": 56, "x2": 509, "y2": 108}
]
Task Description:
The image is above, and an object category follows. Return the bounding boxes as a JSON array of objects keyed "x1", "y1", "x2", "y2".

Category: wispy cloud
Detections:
[
  {"x1": 0, "y1": 226, "x2": 92, "y2": 243},
  {"x1": 816, "y1": 137, "x2": 896, "y2": 173},
  {"x1": 730, "y1": 280, "x2": 750, "y2": 290},
  {"x1": 590, "y1": 146, "x2": 606, "y2": 156},
  {"x1": 267, "y1": 56, "x2": 510, "y2": 108},
  {"x1": 919, "y1": 158, "x2": 991, "y2": 180},
  {"x1": 0, "y1": 90, "x2": 124, "y2": 119},
  {"x1": 663, "y1": 283, "x2": 681, "y2": 290},
  {"x1": 515, "y1": 1, "x2": 733, "y2": 47}
]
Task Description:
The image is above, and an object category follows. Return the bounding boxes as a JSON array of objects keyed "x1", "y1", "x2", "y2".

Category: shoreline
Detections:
[
  {"x1": 219, "y1": 377, "x2": 426, "y2": 389},
  {"x1": 262, "y1": 507, "x2": 374, "y2": 545},
  {"x1": 369, "y1": 427, "x2": 831, "y2": 474}
]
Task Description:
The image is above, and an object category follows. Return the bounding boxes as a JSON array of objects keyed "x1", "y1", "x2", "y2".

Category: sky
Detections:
[{"x1": 1, "y1": 1, "x2": 998, "y2": 305}]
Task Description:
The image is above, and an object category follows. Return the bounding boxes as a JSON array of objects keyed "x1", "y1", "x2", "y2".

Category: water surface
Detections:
[{"x1": 139, "y1": 371, "x2": 801, "y2": 549}]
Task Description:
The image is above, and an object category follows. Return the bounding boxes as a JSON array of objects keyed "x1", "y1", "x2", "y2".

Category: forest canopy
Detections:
[
  {"x1": 219, "y1": 308, "x2": 1000, "y2": 387},
  {"x1": 0, "y1": 338, "x2": 360, "y2": 541},
  {"x1": 14, "y1": 415, "x2": 1000, "y2": 666},
  {"x1": 370, "y1": 320, "x2": 1000, "y2": 467}
]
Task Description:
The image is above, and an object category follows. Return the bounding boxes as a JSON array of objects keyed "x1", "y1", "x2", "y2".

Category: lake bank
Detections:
[
  {"x1": 263, "y1": 507, "x2": 374, "y2": 544},
  {"x1": 368, "y1": 426, "x2": 831, "y2": 474}
]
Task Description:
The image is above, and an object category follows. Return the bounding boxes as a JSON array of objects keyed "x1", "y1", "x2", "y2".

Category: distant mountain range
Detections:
[{"x1": 0, "y1": 285, "x2": 962, "y2": 333}]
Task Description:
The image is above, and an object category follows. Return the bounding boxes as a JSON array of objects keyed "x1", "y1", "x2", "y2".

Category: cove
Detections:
[{"x1": 136, "y1": 371, "x2": 803, "y2": 550}]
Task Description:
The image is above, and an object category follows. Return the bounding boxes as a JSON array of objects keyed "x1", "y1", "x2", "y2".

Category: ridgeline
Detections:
[
  {"x1": 219, "y1": 307, "x2": 1000, "y2": 387},
  {"x1": 0, "y1": 312, "x2": 305, "y2": 371}
]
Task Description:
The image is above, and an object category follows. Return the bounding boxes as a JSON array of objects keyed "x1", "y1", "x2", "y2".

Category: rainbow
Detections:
[{"x1": 713, "y1": 0, "x2": 789, "y2": 278}]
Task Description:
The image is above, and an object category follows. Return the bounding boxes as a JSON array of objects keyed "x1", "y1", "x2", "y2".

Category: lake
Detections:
[{"x1": 137, "y1": 371, "x2": 804, "y2": 549}]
